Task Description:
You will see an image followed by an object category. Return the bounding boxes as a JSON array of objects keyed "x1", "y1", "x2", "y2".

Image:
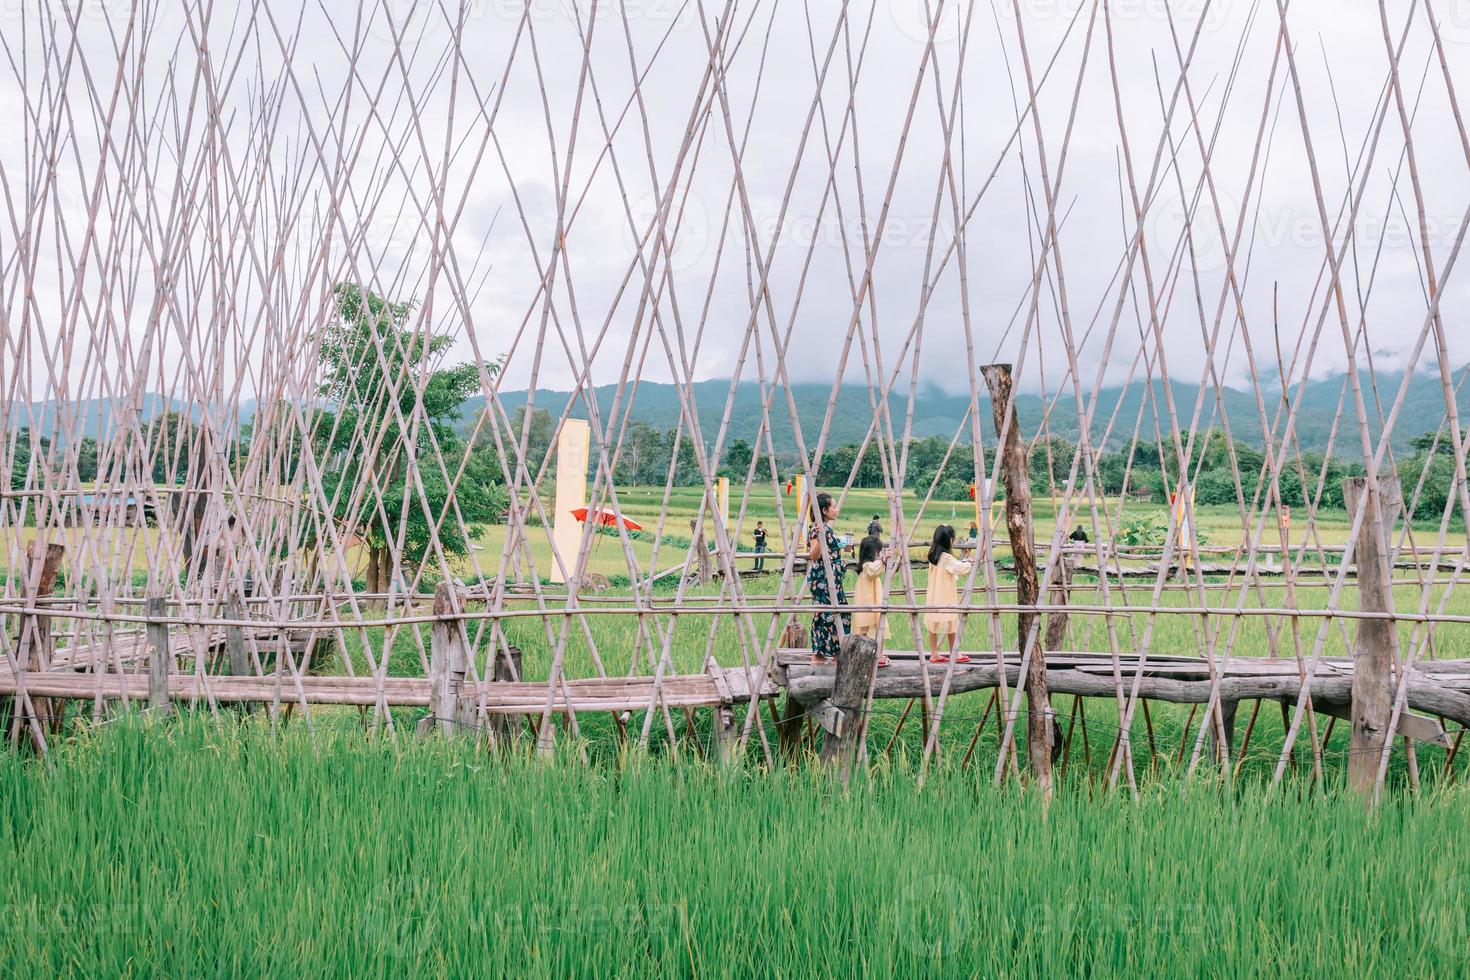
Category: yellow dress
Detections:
[
  {"x1": 852, "y1": 560, "x2": 888, "y2": 639},
  {"x1": 925, "y1": 552, "x2": 973, "y2": 634}
]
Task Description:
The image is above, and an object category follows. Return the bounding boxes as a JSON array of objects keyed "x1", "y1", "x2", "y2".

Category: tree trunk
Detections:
[{"x1": 983, "y1": 363, "x2": 1053, "y2": 801}]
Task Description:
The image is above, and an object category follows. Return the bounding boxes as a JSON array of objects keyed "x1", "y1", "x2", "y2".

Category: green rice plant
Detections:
[{"x1": 0, "y1": 717, "x2": 1467, "y2": 976}]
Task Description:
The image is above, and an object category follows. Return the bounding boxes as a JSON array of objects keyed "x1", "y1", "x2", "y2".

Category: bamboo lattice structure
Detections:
[{"x1": 2, "y1": 1, "x2": 1469, "y2": 797}]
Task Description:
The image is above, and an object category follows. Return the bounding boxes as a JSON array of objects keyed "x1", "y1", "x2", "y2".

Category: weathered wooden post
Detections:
[
  {"x1": 817, "y1": 634, "x2": 878, "y2": 774},
  {"x1": 9, "y1": 541, "x2": 65, "y2": 744},
  {"x1": 1043, "y1": 553, "x2": 1074, "y2": 652},
  {"x1": 222, "y1": 596, "x2": 250, "y2": 676},
  {"x1": 983, "y1": 363, "x2": 1054, "y2": 798},
  {"x1": 489, "y1": 644, "x2": 524, "y2": 744},
  {"x1": 146, "y1": 596, "x2": 171, "y2": 714},
  {"x1": 777, "y1": 620, "x2": 809, "y2": 759},
  {"x1": 690, "y1": 519, "x2": 712, "y2": 585},
  {"x1": 1342, "y1": 476, "x2": 1402, "y2": 796},
  {"x1": 423, "y1": 582, "x2": 469, "y2": 738}
]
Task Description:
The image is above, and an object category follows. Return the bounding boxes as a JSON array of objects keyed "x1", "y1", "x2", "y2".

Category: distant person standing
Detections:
[
  {"x1": 867, "y1": 514, "x2": 882, "y2": 537},
  {"x1": 752, "y1": 521, "x2": 768, "y2": 571},
  {"x1": 1069, "y1": 523, "x2": 1089, "y2": 546},
  {"x1": 966, "y1": 520, "x2": 978, "y2": 541}
]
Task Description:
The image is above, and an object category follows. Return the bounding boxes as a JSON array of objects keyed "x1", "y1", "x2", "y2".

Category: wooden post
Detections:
[
  {"x1": 222, "y1": 596, "x2": 254, "y2": 715},
  {"x1": 424, "y1": 582, "x2": 469, "y2": 738},
  {"x1": 817, "y1": 634, "x2": 878, "y2": 773},
  {"x1": 223, "y1": 596, "x2": 249, "y2": 676},
  {"x1": 777, "y1": 620, "x2": 809, "y2": 759},
  {"x1": 690, "y1": 520, "x2": 712, "y2": 585},
  {"x1": 1342, "y1": 476, "x2": 1403, "y2": 797},
  {"x1": 146, "y1": 596, "x2": 171, "y2": 714},
  {"x1": 11, "y1": 541, "x2": 65, "y2": 743},
  {"x1": 712, "y1": 707, "x2": 738, "y2": 765},
  {"x1": 983, "y1": 363, "x2": 1053, "y2": 798},
  {"x1": 490, "y1": 645, "x2": 524, "y2": 744},
  {"x1": 1043, "y1": 554, "x2": 1074, "y2": 652}
]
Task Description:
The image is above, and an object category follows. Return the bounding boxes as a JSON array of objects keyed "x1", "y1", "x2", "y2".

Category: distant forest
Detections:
[{"x1": 9, "y1": 370, "x2": 1468, "y2": 519}]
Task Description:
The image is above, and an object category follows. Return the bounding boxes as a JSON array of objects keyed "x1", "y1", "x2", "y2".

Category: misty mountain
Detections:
[
  {"x1": 468, "y1": 370, "x2": 1469, "y2": 457},
  {"x1": 8, "y1": 371, "x2": 1464, "y2": 457}
]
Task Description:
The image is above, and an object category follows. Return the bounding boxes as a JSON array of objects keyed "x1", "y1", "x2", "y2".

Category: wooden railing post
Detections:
[
  {"x1": 817, "y1": 634, "x2": 878, "y2": 776},
  {"x1": 489, "y1": 645, "x2": 524, "y2": 744},
  {"x1": 776, "y1": 620, "x2": 809, "y2": 760},
  {"x1": 1343, "y1": 476, "x2": 1402, "y2": 797},
  {"x1": 690, "y1": 519, "x2": 712, "y2": 585},
  {"x1": 983, "y1": 362, "x2": 1054, "y2": 800},
  {"x1": 423, "y1": 582, "x2": 468, "y2": 738},
  {"x1": 146, "y1": 596, "x2": 171, "y2": 714},
  {"x1": 12, "y1": 541, "x2": 65, "y2": 745}
]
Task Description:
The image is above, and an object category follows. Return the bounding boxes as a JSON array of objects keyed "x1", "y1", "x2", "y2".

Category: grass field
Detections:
[
  {"x1": 1, "y1": 718, "x2": 1468, "y2": 976},
  {"x1": 6, "y1": 486, "x2": 1470, "y2": 973},
  {"x1": 5, "y1": 483, "x2": 1387, "y2": 582}
]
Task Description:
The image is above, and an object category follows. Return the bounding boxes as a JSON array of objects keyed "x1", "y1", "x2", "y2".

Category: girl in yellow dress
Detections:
[
  {"x1": 925, "y1": 524, "x2": 973, "y2": 664},
  {"x1": 851, "y1": 535, "x2": 891, "y2": 667}
]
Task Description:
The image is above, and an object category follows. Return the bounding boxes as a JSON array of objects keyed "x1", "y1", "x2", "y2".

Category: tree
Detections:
[
  {"x1": 76, "y1": 437, "x2": 98, "y2": 483},
  {"x1": 8, "y1": 428, "x2": 51, "y2": 490},
  {"x1": 145, "y1": 411, "x2": 196, "y2": 485},
  {"x1": 313, "y1": 283, "x2": 504, "y2": 592},
  {"x1": 720, "y1": 438, "x2": 754, "y2": 480},
  {"x1": 508, "y1": 406, "x2": 555, "y2": 474}
]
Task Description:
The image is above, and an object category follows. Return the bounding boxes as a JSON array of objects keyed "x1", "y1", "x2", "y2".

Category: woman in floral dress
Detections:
[{"x1": 806, "y1": 491, "x2": 850, "y2": 664}]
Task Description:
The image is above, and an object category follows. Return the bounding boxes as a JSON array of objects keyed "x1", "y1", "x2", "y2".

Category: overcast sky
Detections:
[{"x1": 3, "y1": 0, "x2": 1469, "y2": 417}]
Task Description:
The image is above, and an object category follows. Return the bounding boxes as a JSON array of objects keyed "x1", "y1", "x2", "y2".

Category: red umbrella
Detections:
[{"x1": 571, "y1": 507, "x2": 644, "y2": 532}]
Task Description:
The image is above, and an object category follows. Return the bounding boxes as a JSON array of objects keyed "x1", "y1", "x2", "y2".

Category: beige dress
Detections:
[
  {"x1": 925, "y1": 552, "x2": 973, "y2": 635},
  {"x1": 852, "y1": 560, "x2": 889, "y2": 639}
]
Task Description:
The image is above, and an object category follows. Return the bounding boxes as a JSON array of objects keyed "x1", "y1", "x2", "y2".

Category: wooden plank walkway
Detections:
[
  {"x1": 0, "y1": 669, "x2": 745, "y2": 713},
  {"x1": 776, "y1": 649, "x2": 1470, "y2": 731}
]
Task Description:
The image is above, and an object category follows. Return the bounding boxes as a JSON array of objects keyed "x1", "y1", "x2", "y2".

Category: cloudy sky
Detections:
[{"x1": 3, "y1": 0, "x2": 1469, "y2": 418}]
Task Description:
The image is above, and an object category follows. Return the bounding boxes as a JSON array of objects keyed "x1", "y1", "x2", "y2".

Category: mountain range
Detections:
[
  {"x1": 471, "y1": 370, "x2": 1468, "y2": 456},
  {"x1": 8, "y1": 370, "x2": 1466, "y2": 457}
]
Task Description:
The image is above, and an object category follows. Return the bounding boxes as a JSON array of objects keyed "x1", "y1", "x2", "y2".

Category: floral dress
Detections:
[{"x1": 807, "y1": 525, "x2": 850, "y2": 659}]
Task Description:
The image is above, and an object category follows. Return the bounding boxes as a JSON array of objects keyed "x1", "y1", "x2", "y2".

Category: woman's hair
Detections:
[
  {"x1": 810, "y1": 491, "x2": 834, "y2": 524},
  {"x1": 927, "y1": 524, "x2": 956, "y2": 566},
  {"x1": 858, "y1": 534, "x2": 884, "y2": 565}
]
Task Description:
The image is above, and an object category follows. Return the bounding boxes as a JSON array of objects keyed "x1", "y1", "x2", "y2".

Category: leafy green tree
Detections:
[
  {"x1": 76, "y1": 437, "x2": 98, "y2": 483},
  {"x1": 313, "y1": 283, "x2": 504, "y2": 592},
  {"x1": 8, "y1": 428, "x2": 50, "y2": 490},
  {"x1": 145, "y1": 411, "x2": 196, "y2": 485},
  {"x1": 720, "y1": 438, "x2": 754, "y2": 480}
]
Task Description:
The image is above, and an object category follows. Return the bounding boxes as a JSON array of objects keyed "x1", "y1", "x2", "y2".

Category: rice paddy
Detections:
[
  {"x1": 7, "y1": 485, "x2": 1470, "y2": 975},
  {"x1": 1, "y1": 717, "x2": 1468, "y2": 977}
]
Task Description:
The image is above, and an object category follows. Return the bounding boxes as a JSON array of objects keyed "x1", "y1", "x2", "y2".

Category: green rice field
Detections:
[
  {"x1": 6, "y1": 486, "x2": 1470, "y2": 974},
  {"x1": 1, "y1": 718, "x2": 1468, "y2": 976}
]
